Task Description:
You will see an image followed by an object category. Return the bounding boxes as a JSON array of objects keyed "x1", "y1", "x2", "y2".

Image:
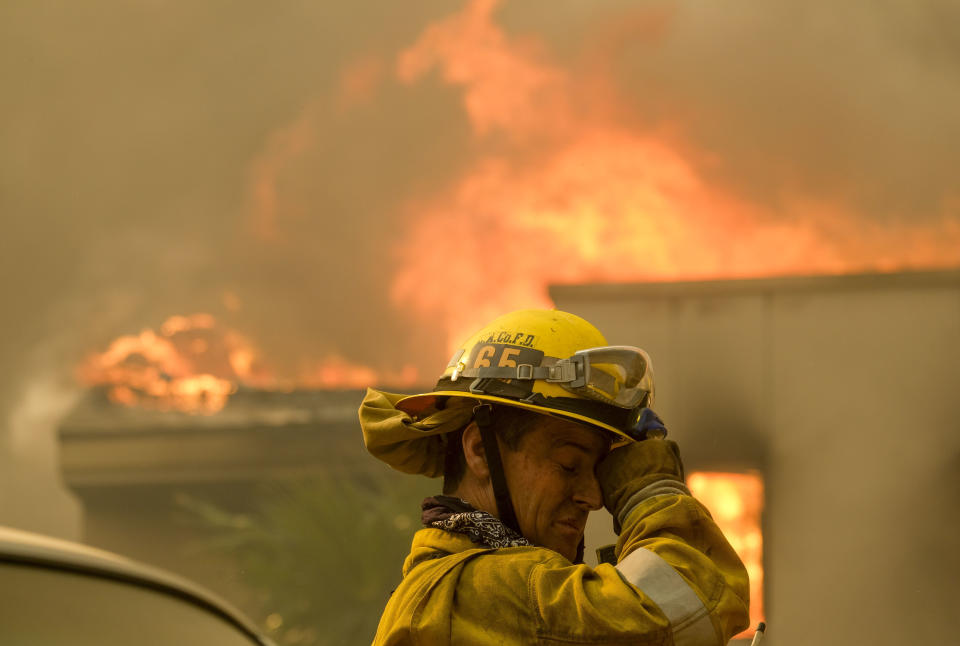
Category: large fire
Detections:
[
  {"x1": 688, "y1": 471, "x2": 765, "y2": 639},
  {"x1": 387, "y1": 0, "x2": 960, "y2": 346},
  {"x1": 85, "y1": 0, "x2": 959, "y2": 412}
]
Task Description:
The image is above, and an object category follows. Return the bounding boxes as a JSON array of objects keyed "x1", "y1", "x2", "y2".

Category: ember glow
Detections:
[
  {"x1": 688, "y1": 471, "x2": 764, "y2": 639},
  {"x1": 79, "y1": 315, "x2": 418, "y2": 414}
]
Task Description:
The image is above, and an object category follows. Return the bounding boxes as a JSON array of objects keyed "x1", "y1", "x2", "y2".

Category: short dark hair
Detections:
[{"x1": 441, "y1": 404, "x2": 543, "y2": 495}]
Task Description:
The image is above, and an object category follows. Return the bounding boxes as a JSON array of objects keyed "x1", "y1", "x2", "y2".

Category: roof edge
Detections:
[{"x1": 549, "y1": 268, "x2": 960, "y2": 301}]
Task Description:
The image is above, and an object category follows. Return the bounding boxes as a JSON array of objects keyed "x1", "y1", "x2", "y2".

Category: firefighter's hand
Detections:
[{"x1": 597, "y1": 438, "x2": 687, "y2": 531}]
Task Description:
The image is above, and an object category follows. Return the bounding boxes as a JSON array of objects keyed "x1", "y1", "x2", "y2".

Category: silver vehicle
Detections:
[{"x1": 0, "y1": 526, "x2": 274, "y2": 646}]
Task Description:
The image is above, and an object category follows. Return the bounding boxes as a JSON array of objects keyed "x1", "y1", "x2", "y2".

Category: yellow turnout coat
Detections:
[{"x1": 373, "y1": 465, "x2": 749, "y2": 644}]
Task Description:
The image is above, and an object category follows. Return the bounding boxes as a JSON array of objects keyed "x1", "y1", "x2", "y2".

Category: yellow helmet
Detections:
[{"x1": 396, "y1": 309, "x2": 656, "y2": 442}]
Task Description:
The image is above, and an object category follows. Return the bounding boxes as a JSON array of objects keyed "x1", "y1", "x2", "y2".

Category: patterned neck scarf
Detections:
[{"x1": 421, "y1": 495, "x2": 532, "y2": 549}]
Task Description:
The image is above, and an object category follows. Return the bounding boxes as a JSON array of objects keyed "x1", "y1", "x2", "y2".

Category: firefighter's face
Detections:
[{"x1": 500, "y1": 416, "x2": 609, "y2": 561}]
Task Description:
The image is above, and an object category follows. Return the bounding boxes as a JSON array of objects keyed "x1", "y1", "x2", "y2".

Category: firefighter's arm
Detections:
[
  {"x1": 525, "y1": 439, "x2": 748, "y2": 644},
  {"x1": 601, "y1": 438, "x2": 750, "y2": 644},
  {"x1": 528, "y1": 439, "x2": 749, "y2": 646}
]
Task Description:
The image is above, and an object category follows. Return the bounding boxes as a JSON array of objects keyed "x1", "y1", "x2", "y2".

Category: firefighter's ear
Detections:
[{"x1": 461, "y1": 421, "x2": 490, "y2": 480}]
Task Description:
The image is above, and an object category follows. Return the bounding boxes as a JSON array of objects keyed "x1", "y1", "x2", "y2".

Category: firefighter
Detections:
[{"x1": 359, "y1": 309, "x2": 749, "y2": 645}]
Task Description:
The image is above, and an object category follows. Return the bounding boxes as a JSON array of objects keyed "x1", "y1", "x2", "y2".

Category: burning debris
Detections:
[
  {"x1": 77, "y1": 314, "x2": 418, "y2": 414},
  {"x1": 77, "y1": 314, "x2": 267, "y2": 414}
]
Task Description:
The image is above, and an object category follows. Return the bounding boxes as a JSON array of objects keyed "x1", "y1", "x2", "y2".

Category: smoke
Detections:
[
  {"x1": 0, "y1": 1, "x2": 957, "y2": 528},
  {"x1": 0, "y1": 344, "x2": 83, "y2": 539},
  {"x1": 589, "y1": 0, "x2": 960, "y2": 219}
]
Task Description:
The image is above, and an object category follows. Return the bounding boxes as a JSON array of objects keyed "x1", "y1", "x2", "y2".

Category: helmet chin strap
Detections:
[
  {"x1": 473, "y1": 404, "x2": 586, "y2": 564},
  {"x1": 473, "y1": 404, "x2": 521, "y2": 536}
]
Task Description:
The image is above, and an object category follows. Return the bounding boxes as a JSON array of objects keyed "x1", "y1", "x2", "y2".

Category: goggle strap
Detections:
[{"x1": 452, "y1": 362, "x2": 578, "y2": 383}]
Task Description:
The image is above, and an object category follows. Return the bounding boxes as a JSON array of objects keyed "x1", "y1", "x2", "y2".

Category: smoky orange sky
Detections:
[{"x1": 1, "y1": 0, "x2": 958, "y2": 421}]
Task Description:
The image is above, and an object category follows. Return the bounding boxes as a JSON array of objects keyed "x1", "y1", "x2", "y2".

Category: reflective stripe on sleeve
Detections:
[{"x1": 615, "y1": 547, "x2": 718, "y2": 646}]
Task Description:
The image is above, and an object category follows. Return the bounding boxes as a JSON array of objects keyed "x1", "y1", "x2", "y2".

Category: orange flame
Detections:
[
  {"x1": 397, "y1": 0, "x2": 571, "y2": 140},
  {"x1": 79, "y1": 314, "x2": 416, "y2": 414},
  {"x1": 78, "y1": 314, "x2": 264, "y2": 414},
  {"x1": 688, "y1": 471, "x2": 764, "y2": 639}
]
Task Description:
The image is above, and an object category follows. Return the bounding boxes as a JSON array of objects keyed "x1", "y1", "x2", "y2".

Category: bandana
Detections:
[{"x1": 421, "y1": 495, "x2": 532, "y2": 549}]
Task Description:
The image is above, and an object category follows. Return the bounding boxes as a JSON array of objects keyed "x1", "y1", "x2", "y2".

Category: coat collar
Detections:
[{"x1": 402, "y1": 528, "x2": 486, "y2": 576}]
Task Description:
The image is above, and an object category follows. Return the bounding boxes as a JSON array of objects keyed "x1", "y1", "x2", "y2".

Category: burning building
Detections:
[
  {"x1": 2, "y1": 1, "x2": 957, "y2": 644},
  {"x1": 56, "y1": 268, "x2": 960, "y2": 645}
]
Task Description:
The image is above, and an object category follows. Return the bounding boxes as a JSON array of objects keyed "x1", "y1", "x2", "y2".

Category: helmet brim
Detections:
[{"x1": 395, "y1": 391, "x2": 633, "y2": 444}]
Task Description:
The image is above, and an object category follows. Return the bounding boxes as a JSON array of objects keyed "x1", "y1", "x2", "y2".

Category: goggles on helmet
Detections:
[{"x1": 449, "y1": 345, "x2": 653, "y2": 410}]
